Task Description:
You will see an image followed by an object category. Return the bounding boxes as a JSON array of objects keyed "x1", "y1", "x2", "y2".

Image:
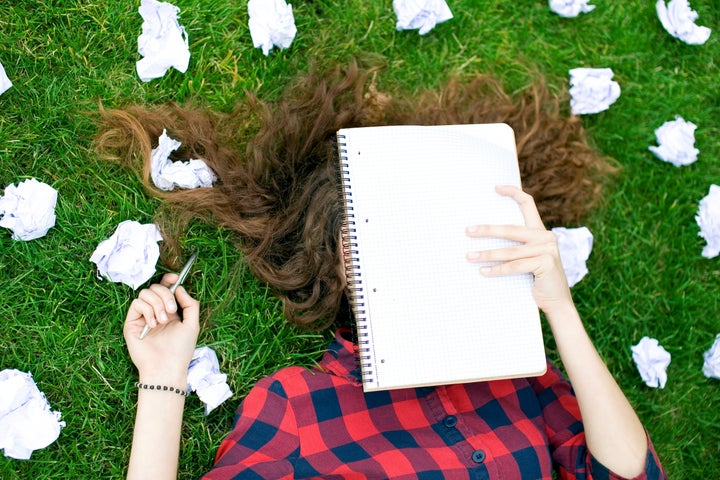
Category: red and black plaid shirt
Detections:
[{"x1": 203, "y1": 329, "x2": 665, "y2": 479}]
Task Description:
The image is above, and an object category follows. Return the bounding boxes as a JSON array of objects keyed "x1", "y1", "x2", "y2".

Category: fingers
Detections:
[
  {"x1": 466, "y1": 224, "x2": 553, "y2": 243},
  {"x1": 124, "y1": 274, "x2": 189, "y2": 334},
  {"x1": 136, "y1": 286, "x2": 176, "y2": 328},
  {"x1": 126, "y1": 296, "x2": 159, "y2": 330},
  {"x1": 173, "y1": 286, "x2": 200, "y2": 333},
  {"x1": 160, "y1": 272, "x2": 180, "y2": 288},
  {"x1": 466, "y1": 235, "x2": 555, "y2": 263},
  {"x1": 466, "y1": 230, "x2": 558, "y2": 280},
  {"x1": 493, "y1": 185, "x2": 545, "y2": 229},
  {"x1": 149, "y1": 283, "x2": 178, "y2": 315},
  {"x1": 465, "y1": 186, "x2": 559, "y2": 277},
  {"x1": 467, "y1": 226, "x2": 557, "y2": 253},
  {"x1": 475, "y1": 254, "x2": 556, "y2": 278},
  {"x1": 465, "y1": 187, "x2": 544, "y2": 239}
]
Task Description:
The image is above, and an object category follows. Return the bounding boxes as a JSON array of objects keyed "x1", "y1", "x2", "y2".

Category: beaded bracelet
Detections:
[{"x1": 135, "y1": 381, "x2": 189, "y2": 397}]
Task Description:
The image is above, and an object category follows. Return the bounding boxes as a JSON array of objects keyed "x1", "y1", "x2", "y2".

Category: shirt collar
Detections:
[{"x1": 318, "y1": 328, "x2": 363, "y2": 386}]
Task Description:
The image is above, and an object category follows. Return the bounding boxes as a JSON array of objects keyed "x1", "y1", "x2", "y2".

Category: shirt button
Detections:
[
  {"x1": 443, "y1": 415, "x2": 457, "y2": 428},
  {"x1": 471, "y1": 449, "x2": 486, "y2": 463}
]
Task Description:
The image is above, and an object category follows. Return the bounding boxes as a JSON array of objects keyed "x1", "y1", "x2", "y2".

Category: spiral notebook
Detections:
[{"x1": 337, "y1": 123, "x2": 546, "y2": 392}]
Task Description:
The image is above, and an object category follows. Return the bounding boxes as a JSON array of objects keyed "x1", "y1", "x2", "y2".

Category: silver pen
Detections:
[{"x1": 139, "y1": 251, "x2": 198, "y2": 340}]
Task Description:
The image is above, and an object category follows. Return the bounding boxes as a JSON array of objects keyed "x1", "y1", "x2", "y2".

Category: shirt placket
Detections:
[{"x1": 428, "y1": 386, "x2": 498, "y2": 480}]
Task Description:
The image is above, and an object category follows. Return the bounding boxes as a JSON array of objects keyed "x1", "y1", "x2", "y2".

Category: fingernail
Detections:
[
  {"x1": 466, "y1": 226, "x2": 479, "y2": 234},
  {"x1": 480, "y1": 267, "x2": 492, "y2": 275},
  {"x1": 467, "y1": 252, "x2": 481, "y2": 261}
]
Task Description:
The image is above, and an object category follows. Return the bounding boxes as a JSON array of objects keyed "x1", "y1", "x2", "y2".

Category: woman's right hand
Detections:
[
  {"x1": 123, "y1": 273, "x2": 200, "y2": 382},
  {"x1": 465, "y1": 185, "x2": 574, "y2": 320}
]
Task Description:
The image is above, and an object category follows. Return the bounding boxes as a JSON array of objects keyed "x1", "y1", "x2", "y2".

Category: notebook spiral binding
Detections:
[{"x1": 336, "y1": 134, "x2": 373, "y2": 385}]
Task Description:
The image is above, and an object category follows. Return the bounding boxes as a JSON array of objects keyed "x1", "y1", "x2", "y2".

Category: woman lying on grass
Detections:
[{"x1": 97, "y1": 60, "x2": 666, "y2": 479}]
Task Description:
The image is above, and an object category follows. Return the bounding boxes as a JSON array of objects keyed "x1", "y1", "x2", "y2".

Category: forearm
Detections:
[
  {"x1": 127, "y1": 372, "x2": 188, "y2": 480},
  {"x1": 546, "y1": 302, "x2": 648, "y2": 478}
]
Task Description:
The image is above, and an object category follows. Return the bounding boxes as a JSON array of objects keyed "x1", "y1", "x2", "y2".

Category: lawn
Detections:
[{"x1": 0, "y1": 0, "x2": 718, "y2": 478}]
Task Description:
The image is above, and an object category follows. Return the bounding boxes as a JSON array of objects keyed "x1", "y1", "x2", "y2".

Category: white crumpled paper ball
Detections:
[
  {"x1": 631, "y1": 336, "x2": 671, "y2": 389},
  {"x1": 247, "y1": 0, "x2": 297, "y2": 56},
  {"x1": 136, "y1": 0, "x2": 190, "y2": 82},
  {"x1": 89, "y1": 220, "x2": 163, "y2": 290},
  {"x1": 695, "y1": 185, "x2": 720, "y2": 259},
  {"x1": 656, "y1": 0, "x2": 711, "y2": 45},
  {"x1": 0, "y1": 178, "x2": 58, "y2": 241},
  {"x1": 151, "y1": 129, "x2": 217, "y2": 191},
  {"x1": 568, "y1": 68, "x2": 621, "y2": 115},
  {"x1": 549, "y1": 0, "x2": 595, "y2": 18},
  {"x1": 648, "y1": 116, "x2": 699, "y2": 167},
  {"x1": 702, "y1": 334, "x2": 720, "y2": 380},
  {"x1": 552, "y1": 226, "x2": 593, "y2": 288},
  {"x1": 393, "y1": 0, "x2": 453, "y2": 35},
  {"x1": 0, "y1": 369, "x2": 65, "y2": 460},
  {"x1": 0, "y1": 60, "x2": 12, "y2": 96},
  {"x1": 187, "y1": 346, "x2": 233, "y2": 415}
]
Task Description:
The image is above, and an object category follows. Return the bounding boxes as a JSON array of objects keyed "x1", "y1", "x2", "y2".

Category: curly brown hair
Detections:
[{"x1": 95, "y1": 60, "x2": 615, "y2": 330}]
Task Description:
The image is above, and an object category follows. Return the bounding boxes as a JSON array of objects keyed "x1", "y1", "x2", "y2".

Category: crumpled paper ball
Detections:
[
  {"x1": 0, "y1": 178, "x2": 58, "y2": 241},
  {"x1": 552, "y1": 226, "x2": 593, "y2": 288},
  {"x1": 0, "y1": 369, "x2": 65, "y2": 460},
  {"x1": 695, "y1": 185, "x2": 720, "y2": 259},
  {"x1": 631, "y1": 336, "x2": 671, "y2": 389},
  {"x1": 187, "y1": 346, "x2": 233, "y2": 415},
  {"x1": 648, "y1": 116, "x2": 699, "y2": 167},
  {"x1": 702, "y1": 334, "x2": 720, "y2": 380},
  {"x1": 0, "y1": 60, "x2": 12, "y2": 95},
  {"x1": 568, "y1": 68, "x2": 621, "y2": 115},
  {"x1": 247, "y1": 0, "x2": 297, "y2": 56},
  {"x1": 89, "y1": 220, "x2": 163, "y2": 289},
  {"x1": 151, "y1": 129, "x2": 217, "y2": 191},
  {"x1": 656, "y1": 0, "x2": 711, "y2": 45},
  {"x1": 393, "y1": 0, "x2": 453, "y2": 35},
  {"x1": 136, "y1": 0, "x2": 190, "y2": 82},
  {"x1": 549, "y1": 0, "x2": 595, "y2": 18}
]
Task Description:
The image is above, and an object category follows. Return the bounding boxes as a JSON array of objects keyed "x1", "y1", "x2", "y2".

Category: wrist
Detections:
[
  {"x1": 136, "y1": 381, "x2": 189, "y2": 398},
  {"x1": 543, "y1": 299, "x2": 581, "y2": 328},
  {"x1": 138, "y1": 369, "x2": 188, "y2": 387}
]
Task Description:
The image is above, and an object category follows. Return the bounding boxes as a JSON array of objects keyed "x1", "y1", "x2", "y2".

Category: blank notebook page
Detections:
[{"x1": 338, "y1": 123, "x2": 546, "y2": 392}]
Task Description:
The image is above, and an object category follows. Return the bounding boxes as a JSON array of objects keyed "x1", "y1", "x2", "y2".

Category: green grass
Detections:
[{"x1": 0, "y1": 0, "x2": 718, "y2": 477}]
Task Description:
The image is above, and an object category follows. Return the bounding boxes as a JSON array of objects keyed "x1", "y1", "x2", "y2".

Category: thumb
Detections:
[{"x1": 174, "y1": 286, "x2": 200, "y2": 330}]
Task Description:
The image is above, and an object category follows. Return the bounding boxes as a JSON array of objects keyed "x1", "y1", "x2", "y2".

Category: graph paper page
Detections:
[{"x1": 338, "y1": 124, "x2": 546, "y2": 392}]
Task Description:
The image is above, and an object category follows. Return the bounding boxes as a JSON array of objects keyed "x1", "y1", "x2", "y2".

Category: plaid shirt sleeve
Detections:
[
  {"x1": 202, "y1": 369, "x2": 303, "y2": 480},
  {"x1": 531, "y1": 363, "x2": 666, "y2": 480}
]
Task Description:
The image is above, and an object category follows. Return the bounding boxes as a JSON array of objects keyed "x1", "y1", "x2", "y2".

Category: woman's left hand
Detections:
[{"x1": 465, "y1": 185, "x2": 573, "y2": 317}]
